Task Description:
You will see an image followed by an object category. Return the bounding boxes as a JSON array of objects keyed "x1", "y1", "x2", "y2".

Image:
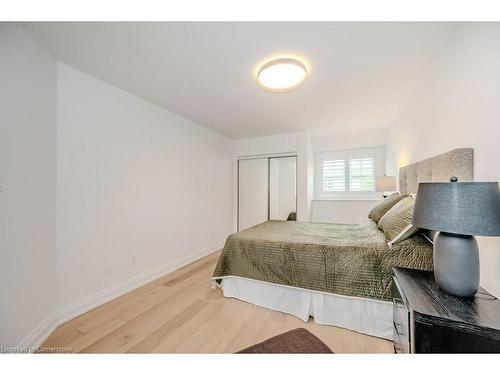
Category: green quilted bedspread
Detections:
[{"x1": 212, "y1": 220, "x2": 433, "y2": 301}]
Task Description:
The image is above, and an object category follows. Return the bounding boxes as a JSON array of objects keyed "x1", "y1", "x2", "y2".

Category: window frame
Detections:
[{"x1": 314, "y1": 146, "x2": 385, "y2": 201}]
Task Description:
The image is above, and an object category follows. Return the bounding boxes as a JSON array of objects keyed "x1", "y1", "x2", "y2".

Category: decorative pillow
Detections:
[
  {"x1": 378, "y1": 196, "x2": 419, "y2": 247},
  {"x1": 368, "y1": 193, "x2": 406, "y2": 224}
]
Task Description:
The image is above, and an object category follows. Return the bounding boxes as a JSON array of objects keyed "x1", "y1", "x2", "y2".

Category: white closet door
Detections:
[
  {"x1": 238, "y1": 158, "x2": 268, "y2": 231},
  {"x1": 269, "y1": 157, "x2": 297, "y2": 220}
]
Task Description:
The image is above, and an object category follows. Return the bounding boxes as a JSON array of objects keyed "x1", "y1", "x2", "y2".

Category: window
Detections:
[
  {"x1": 322, "y1": 159, "x2": 345, "y2": 192},
  {"x1": 315, "y1": 146, "x2": 384, "y2": 199},
  {"x1": 349, "y1": 158, "x2": 374, "y2": 192}
]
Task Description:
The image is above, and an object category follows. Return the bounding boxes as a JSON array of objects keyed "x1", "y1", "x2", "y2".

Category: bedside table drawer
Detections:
[
  {"x1": 392, "y1": 276, "x2": 411, "y2": 353},
  {"x1": 393, "y1": 298, "x2": 410, "y2": 353},
  {"x1": 393, "y1": 267, "x2": 500, "y2": 353}
]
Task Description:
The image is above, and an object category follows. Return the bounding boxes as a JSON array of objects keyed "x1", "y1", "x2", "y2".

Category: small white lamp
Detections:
[{"x1": 376, "y1": 176, "x2": 397, "y2": 198}]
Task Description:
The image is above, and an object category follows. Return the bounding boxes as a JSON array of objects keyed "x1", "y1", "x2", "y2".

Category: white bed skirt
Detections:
[{"x1": 214, "y1": 276, "x2": 393, "y2": 340}]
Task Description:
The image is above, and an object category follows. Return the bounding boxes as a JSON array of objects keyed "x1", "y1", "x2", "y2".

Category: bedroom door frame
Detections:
[{"x1": 237, "y1": 153, "x2": 298, "y2": 231}]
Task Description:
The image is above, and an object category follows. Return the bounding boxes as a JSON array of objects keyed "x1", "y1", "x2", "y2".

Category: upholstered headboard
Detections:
[{"x1": 399, "y1": 148, "x2": 474, "y2": 195}]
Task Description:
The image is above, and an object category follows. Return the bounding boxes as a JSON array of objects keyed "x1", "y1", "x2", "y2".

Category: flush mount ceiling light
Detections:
[{"x1": 256, "y1": 57, "x2": 307, "y2": 92}]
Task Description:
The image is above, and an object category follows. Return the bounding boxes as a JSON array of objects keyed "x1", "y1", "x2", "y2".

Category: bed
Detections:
[{"x1": 212, "y1": 148, "x2": 473, "y2": 339}]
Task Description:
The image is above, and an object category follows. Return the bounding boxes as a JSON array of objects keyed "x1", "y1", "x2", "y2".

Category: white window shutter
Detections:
[
  {"x1": 349, "y1": 158, "x2": 375, "y2": 192},
  {"x1": 322, "y1": 159, "x2": 345, "y2": 192},
  {"x1": 314, "y1": 146, "x2": 383, "y2": 199}
]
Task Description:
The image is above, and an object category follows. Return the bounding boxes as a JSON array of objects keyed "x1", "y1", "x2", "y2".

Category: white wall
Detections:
[
  {"x1": 0, "y1": 24, "x2": 57, "y2": 347},
  {"x1": 56, "y1": 64, "x2": 234, "y2": 313},
  {"x1": 387, "y1": 23, "x2": 500, "y2": 298},
  {"x1": 310, "y1": 200, "x2": 379, "y2": 224},
  {"x1": 310, "y1": 129, "x2": 389, "y2": 223}
]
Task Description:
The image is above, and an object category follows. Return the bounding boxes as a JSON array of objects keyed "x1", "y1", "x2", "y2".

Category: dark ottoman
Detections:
[{"x1": 237, "y1": 328, "x2": 333, "y2": 354}]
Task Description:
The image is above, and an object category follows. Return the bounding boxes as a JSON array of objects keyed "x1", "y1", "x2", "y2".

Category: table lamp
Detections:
[
  {"x1": 376, "y1": 176, "x2": 397, "y2": 198},
  {"x1": 412, "y1": 178, "x2": 500, "y2": 297}
]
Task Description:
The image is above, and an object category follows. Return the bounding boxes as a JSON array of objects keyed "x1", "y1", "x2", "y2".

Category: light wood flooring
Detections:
[{"x1": 40, "y1": 250, "x2": 393, "y2": 353}]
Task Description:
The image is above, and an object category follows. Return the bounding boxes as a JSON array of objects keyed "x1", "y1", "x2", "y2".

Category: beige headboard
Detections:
[{"x1": 399, "y1": 148, "x2": 474, "y2": 195}]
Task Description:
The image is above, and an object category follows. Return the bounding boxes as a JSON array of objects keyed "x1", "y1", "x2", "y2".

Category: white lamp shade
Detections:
[{"x1": 376, "y1": 176, "x2": 396, "y2": 192}]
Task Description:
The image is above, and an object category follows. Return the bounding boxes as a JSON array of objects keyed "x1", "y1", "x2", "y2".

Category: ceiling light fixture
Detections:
[{"x1": 256, "y1": 57, "x2": 307, "y2": 92}]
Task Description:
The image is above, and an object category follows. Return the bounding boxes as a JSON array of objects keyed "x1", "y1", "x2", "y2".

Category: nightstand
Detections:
[{"x1": 392, "y1": 267, "x2": 500, "y2": 353}]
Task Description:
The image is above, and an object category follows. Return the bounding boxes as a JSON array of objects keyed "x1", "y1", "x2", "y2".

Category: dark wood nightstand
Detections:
[{"x1": 392, "y1": 267, "x2": 500, "y2": 353}]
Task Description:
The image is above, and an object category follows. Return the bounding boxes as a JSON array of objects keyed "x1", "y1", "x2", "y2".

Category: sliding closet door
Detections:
[
  {"x1": 238, "y1": 158, "x2": 269, "y2": 231},
  {"x1": 269, "y1": 156, "x2": 297, "y2": 220}
]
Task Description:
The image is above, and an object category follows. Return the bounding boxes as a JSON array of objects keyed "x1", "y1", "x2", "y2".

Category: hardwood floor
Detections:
[{"x1": 40, "y1": 251, "x2": 394, "y2": 353}]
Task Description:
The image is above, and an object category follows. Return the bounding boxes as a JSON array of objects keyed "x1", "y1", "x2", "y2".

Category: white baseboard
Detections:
[
  {"x1": 56, "y1": 243, "x2": 224, "y2": 325},
  {"x1": 16, "y1": 310, "x2": 60, "y2": 353},
  {"x1": 17, "y1": 243, "x2": 224, "y2": 351}
]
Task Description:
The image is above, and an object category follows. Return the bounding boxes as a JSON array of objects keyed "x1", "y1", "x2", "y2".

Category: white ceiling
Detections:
[{"x1": 25, "y1": 22, "x2": 458, "y2": 139}]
